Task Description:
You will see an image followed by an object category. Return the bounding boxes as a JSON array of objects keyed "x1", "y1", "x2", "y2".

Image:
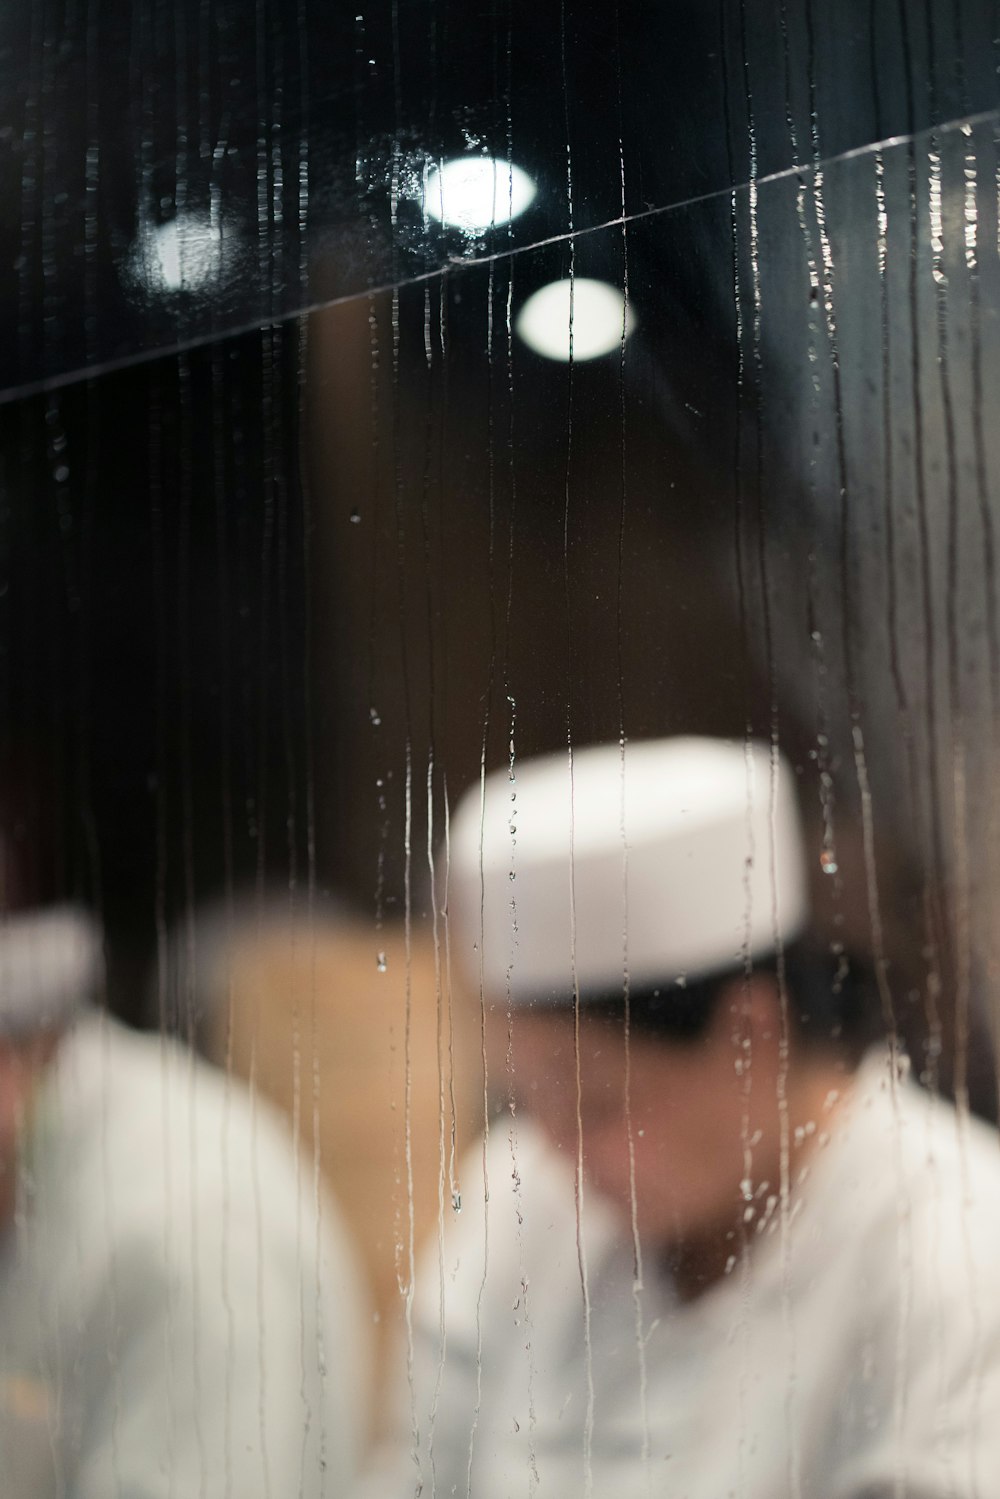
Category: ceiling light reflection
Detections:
[
  {"x1": 128, "y1": 215, "x2": 229, "y2": 296},
  {"x1": 424, "y1": 157, "x2": 536, "y2": 234},
  {"x1": 515, "y1": 278, "x2": 636, "y2": 362}
]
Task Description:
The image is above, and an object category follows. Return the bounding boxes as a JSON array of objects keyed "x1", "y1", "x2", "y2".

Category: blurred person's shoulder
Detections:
[
  {"x1": 857, "y1": 1048, "x2": 1000, "y2": 1218},
  {"x1": 829, "y1": 1047, "x2": 1000, "y2": 1311},
  {"x1": 55, "y1": 1009, "x2": 285, "y2": 1140},
  {"x1": 42, "y1": 1010, "x2": 325, "y2": 1242}
]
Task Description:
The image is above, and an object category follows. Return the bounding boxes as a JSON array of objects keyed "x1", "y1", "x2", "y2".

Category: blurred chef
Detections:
[
  {"x1": 366, "y1": 736, "x2": 1000, "y2": 1499},
  {"x1": 0, "y1": 855, "x2": 368, "y2": 1497}
]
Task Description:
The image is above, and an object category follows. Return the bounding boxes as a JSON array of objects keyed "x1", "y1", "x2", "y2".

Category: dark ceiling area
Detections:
[{"x1": 0, "y1": 0, "x2": 995, "y2": 397}]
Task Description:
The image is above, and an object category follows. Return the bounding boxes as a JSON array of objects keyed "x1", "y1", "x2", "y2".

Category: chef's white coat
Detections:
[
  {"x1": 367, "y1": 1048, "x2": 1000, "y2": 1498},
  {"x1": 0, "y1": 1011, "x2": 367, "y2": 1499}
]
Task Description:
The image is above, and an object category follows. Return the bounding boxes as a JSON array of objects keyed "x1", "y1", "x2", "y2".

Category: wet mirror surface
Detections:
[{"x1": 3, "y1": 4, "x2": 1000, "y2": 1498}]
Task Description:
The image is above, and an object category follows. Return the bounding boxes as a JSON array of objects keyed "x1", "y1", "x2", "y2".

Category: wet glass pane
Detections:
[
  {"x1": 3, "y1": 4, "x2": 1000, "y2": 1499},
  {"x1": 2, "y1": 0, "x2": 999, "y2": 394}
]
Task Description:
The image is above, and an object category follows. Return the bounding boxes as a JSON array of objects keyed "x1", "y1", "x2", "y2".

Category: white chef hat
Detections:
[
  {"x1": 448, "y1": 736, "x2": 808, "y2": 1005},
  {"x1": 0, "y1": 905, "x2": 103, "y2": 1039}
]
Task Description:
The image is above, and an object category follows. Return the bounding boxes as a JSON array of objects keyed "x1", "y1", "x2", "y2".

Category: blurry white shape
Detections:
[
  {"x1": 515, "y1": 278, "x2": 636, "y2": 362},
  {"x1": 424, "y1": 157, "x2": 536, "y2": 233},
  {"x1": 152, "y1": 221, "x2": 184, "y2": 290},
  {"x1": 131, "y1": 215, "x2": 226, "y2": 295}
]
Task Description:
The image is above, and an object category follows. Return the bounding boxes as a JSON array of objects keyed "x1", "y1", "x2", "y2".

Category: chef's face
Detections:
[
  {"x1": 505, "y1": 983, "x2": 783, "y2": 1247},
  {"x1": 0, "y1": 1034, "x2": 55, "y2": 1230}
]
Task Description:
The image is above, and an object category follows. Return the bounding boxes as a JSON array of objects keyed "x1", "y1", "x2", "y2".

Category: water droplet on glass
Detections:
[
  {"x1": 376, "y1": 951, "x2": 387, "y2": 973},
  {"x1": 451, "y1": 1190, "x2": 462, "y2": 1213},
  {"x1": 349, "y1": 508, "x2": 361, "y2": 524},
  {"x1": 820, "y1": 850, "x2": 838, "y2": 875},
  {"x1": 370, "y1": 707, "x2": 381, "y2": 727}
]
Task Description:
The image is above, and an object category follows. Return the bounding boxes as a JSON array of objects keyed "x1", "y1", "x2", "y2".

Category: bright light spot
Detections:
[
  {"x1": 515, "y1": 278, "x2": 636, "y2": 362},
  {"x1": 129, "y1": 215, "x2": 227, "y2": 295},
  {"x1": 151, "y1": 222, "x2": 184, "y2": 290},
  {"x1": 423, "y1": 157, "x2": 536, "y2": 233}
]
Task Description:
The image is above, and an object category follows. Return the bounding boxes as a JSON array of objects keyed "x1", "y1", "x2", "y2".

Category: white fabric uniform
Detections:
[
  {"x1": 0, "y1": 1012, "x2": 367, "y2": 1499},
  {"x1": 368, "y1": 1049, "x2": 1000, "y2": 1499}
]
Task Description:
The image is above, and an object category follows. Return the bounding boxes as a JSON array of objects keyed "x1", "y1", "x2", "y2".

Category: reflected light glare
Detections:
[
  {"x1": 424, "y1": 157, "x2": 536, "y2": 233},
  {"x1": 515, "y1": 278, "x2": 636, "y2": 362},
  {"x1": 131, "y1": 216, "x2": 225, "y2": 295}
]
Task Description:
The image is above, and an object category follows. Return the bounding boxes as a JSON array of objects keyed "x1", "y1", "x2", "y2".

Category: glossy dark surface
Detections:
[{"x1": 1, "y1": 0, "x2": 998, "y2": 399}]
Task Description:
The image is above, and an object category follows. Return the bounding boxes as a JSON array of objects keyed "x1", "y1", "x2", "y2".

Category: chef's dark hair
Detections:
[{"x1": 581, "y1": 938, "x2": 877, "y2": 1056}]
